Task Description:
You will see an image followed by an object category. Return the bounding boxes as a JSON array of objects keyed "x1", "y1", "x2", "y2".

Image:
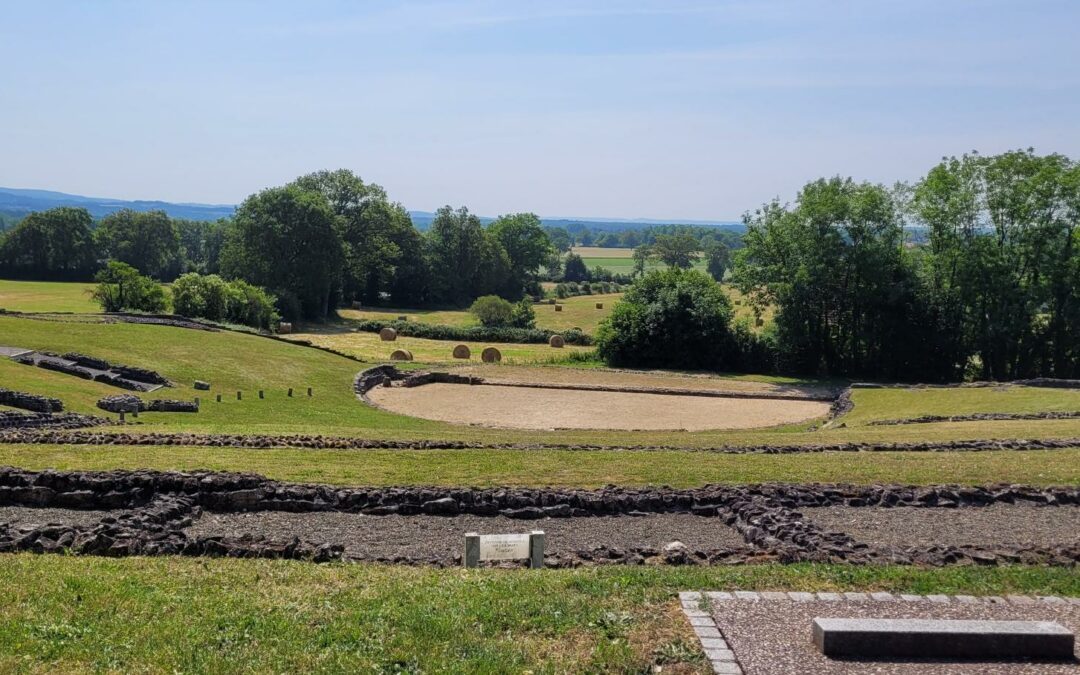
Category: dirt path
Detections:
[{"x1": 367, "y1": 382, "x2": 830, "y2": 430}]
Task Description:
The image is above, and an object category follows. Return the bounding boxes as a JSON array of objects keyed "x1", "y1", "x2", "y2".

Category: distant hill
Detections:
[
  {"x1": 0, "y1": 187, "x2": 235, "y2": 222},
  {"x1": 0, "y1": 186, "x2": 743, "y2": 232}
]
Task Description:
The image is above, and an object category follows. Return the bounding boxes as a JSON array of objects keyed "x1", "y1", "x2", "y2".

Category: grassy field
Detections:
[
  {"x1": 0, "y1": 555, "x2": 1075, "y2": 674},
  {"x1": 337, "y1": 292, "x2": 622, "y2": 335},
  {"x1": 286, "y1": 328, "x2": 593, "y2": 367},
  {"x1": 4, "y1": 445, "x2": 1078, "y2": 487},
  {"x1": 571, "y1": 246, "x2": 708, "y2": 274},
  {"x1": 0, "y1": 280, "x2": 99, "y2": 313},
  {"x1": 2, "y1": 285, "x2": 1080, "y2": 672}
]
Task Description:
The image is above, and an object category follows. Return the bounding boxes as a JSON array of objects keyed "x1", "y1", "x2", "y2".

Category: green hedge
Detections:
[{"x1": 351, "y1": 319, "x2": 593, "y2": 346}]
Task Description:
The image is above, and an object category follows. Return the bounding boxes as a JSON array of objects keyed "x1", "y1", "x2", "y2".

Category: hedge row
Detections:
[{"x1": 351, "y1": 319, "x2": 593, "y2": 346}]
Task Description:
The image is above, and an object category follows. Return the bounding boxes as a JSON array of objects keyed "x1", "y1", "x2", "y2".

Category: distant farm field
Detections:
[
  {"x1": 571, "y1": 246, "x2": 707, "y2": 273},
  {"x1": 339, "y1": 292, "x2": 621, "y2": 335}
]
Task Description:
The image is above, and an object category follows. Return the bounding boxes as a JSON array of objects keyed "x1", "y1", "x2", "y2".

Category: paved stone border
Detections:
[
  {"x1": 680, "y1": 592, "x2": 744, "y2": 674},
  {"x1": 680, "y1": 591, "x2": 1080, "y2": 673}
]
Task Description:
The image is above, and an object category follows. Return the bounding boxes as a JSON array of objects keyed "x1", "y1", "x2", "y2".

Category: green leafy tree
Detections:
[
  {"x1": 176, "y1": 218, "x2": 226, "y2": 274},
  {"x1": 0, "y1": 207, "x2": 98, "y2": 280},
  {"x1": 221, "y1": 186, "x2": 342, "y2": 321},
  {"x1": 631, "y1": 244, "x2": 651, "y2": 277},
  {"x1": 649, "y1": 233, "x2": 700, "y2": 268},
  {"x1": 545, "y1": 226, "x2": 572, "y2": 253},
  {"x1": 596, "y1": 268, "x2": 736, "y2": 369},
  {"x1": 94, "y1": 209, "x2": 180, "y2": 280},
  {"x1": 426, "y1": 206, "x2": 511, "y2": 304},
  {"x1": 562, "y1": 252, "x2": 589, "y2": 282},
  {"x1": 91, "y1": 261, "x2": 168, "y2": 312},
  {"x1": 289, "y1": 169, "x2": 416, "y2": 305},
  {"x1": 912, "y1": 150, "x2": 1080, "y2": 378},
  {"x1": 704, "y1": 241, "x2": 731, "y2": 281},
  {"x1": 469, "y1": 294, "x2": 513, "y2": 326},
  {"x1": 735, "y1": 177, "x2": 942, "y2": 379},
  {"x1": 489, "y1": 212, "x2": 553, "y2": 298}
]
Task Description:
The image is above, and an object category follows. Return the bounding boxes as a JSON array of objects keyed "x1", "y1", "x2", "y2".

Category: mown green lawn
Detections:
[
  {"x1": 0, "y1": 280, "x2": 99, "y2": 313},
  {"x1": 0, "y1": 555, "x2": 1075, "y2": 674},
  {"x1": 3, "y1": 445, "x2": 1078, "y2": 488}
]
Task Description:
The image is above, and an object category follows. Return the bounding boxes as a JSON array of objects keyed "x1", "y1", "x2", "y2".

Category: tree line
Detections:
[
  {"x1": 0, "y1": 170, "x2": 556, "y2": 321},
  {"x1": 733, "y1": 149, "x2": 1080, "y2": 381}
]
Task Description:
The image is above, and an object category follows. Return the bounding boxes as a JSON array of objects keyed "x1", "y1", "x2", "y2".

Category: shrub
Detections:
[
  {"x1": 91, "y1": 261, "x2": 169, "y2": 313},
  {"x1": 227, "y1": 279, "x2": 279, "y2": 330},
  {"x1": 596, "y1": 268, "x2": 740, "y2": 370},
  {"x1": 470, "y1": 295, "x2": 514, "y2": 326},
  {"x1": 509, "y1": 298, "x2": 536, "y2": 328},
  {"x1": 170, "y1": 272, "x2": 278, "y2": 330}
]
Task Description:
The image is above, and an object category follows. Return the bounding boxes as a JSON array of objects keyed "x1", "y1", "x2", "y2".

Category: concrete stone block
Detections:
[{"x1": 812, "y1": 618, "x2": 1074, "y2": 659}]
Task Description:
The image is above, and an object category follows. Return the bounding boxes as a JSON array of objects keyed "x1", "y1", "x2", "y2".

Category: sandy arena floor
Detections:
[
  {"x1": 367, "y1": 382, "x2": 831, "y2": 430},
  {"x1": 451, "y1": 364, "x2": 831, "y2": 397}
]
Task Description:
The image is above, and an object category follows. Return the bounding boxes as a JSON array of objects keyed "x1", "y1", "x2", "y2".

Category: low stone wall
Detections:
[
  {"x1": 96, "y1": 395, "x2": 199, "y2": 414},
  {"x1": 0, "y1": 411, "x2": 110, "y2": 430},
  {"x1": 869, "y1": 411, "x2": 1080, "y2": 426},
  {"x1": 0, "y1": 388, "x2": 63, "y2": 413},
  {"x1": 2, "y1": 427, "x2": 1078, "y2": 455},
  {"x1": 0, "y1": 469, "x2": 1077, "y2": 567}
]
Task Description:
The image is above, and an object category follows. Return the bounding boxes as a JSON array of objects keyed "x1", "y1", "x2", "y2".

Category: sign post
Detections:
[{"x1": 464, "y1": 531, "x2": 545, "y2": 569}]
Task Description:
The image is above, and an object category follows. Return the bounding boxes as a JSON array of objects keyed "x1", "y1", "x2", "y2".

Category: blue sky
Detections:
[{"x1": 2, "y1": 0, "x2": 1078, "y2": 220}]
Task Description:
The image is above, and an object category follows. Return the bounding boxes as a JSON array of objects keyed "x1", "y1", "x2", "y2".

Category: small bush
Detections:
[
  {"x1": 596, "y1": 268, "x2": 739, "y2": 370},
  {"x1": 509, "y1": 298, "x2": 536, "y2": 328},
  {"x1": 470, "y1": 295, "x2": 514, "y2": 327},
  {"x1": 170, "y1": 272, "x2": 278, "y2": 330},
  {"x1": 91, "y1": 261, "x2": 168, "y2": 313}
]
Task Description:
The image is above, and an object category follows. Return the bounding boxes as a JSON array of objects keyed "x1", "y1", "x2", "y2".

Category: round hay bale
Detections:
[
  {"x1": 397, "y1": 315, "x2": 408, "y2": 322},
  {"x1": 481, "y1": 347, "x2": 502, "y2": 363},
  {"x1": 390, "y1": 349, "x2": 413, "y2": 361},
  {"x1": 379, "y1": 327, "x2": 398, "y2": 341},
  {"x1": 350, "y1": 300, "x2": 362, "y2": 310},
  {"x1": 554, "y1": 304, "x2": 563, "y2": 312},
  {"x1": 548, "y1": 335, "x2": 565, "y2": 349},
  {"x1": 452, "y1": 344, "x2": 471, "y2": 359},
  {"x1": 278, "y1": 322, "x2": 293, "y2": 334},
  {"x1": 595, "y1": 302, "x2": 603, "y2": 309}
]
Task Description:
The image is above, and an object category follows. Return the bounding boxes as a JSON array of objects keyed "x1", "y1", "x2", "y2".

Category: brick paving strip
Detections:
[{"x1": 679, "y1": 591, "x2": 1080, "y2": 674}]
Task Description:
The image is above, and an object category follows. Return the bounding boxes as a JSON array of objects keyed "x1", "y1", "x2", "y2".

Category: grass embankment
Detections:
[
  {"x1": 0, "y1": 280, "x2": 99, "y2": 313},
  {"x1": 2, "y1": 314, "x2": 1080, "y2": 445},
  {"x1": 0, "y1": 555, "x2": 1075, "y2": 674},
  {"x1": 3, "y1": 446, "x2": 1078, "y2": 488}
]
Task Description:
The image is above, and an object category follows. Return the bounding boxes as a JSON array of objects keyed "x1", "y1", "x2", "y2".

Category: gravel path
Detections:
[
  {"x1": 803, "y1": 504, "x2": 1080, "y2": 549},
  {"x1": 712, "y1": 599, "x2": 1080, "y2": 674},
  {"x1": 0, "y1": 506, "x2": 116, "y2": 528},
  {"x1": 185, "y1": 512, "x2": 746, "y2": 558},
  {"x1": 367, "y1": 383, "x2": 830, "y2": 430}
]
